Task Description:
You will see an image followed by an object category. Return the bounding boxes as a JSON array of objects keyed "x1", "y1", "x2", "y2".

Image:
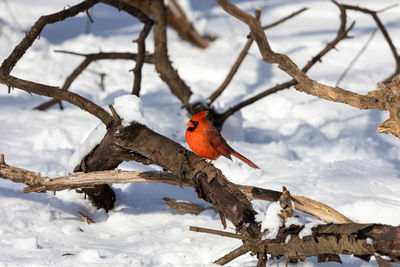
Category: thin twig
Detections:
[
  {"x1": 132, "y1": 14, "x2": 153, "y2": 96},
  {"x1": 85, "y1": 9, "x2": 94, "y2": 23},
  {"x1": 34, "y1": 51, "x2": 154, "y2": 111},
  {"x1": 189, "y1": 226, "x2": 243, "y2": 239},
  {"x1": 77, "y1": 211, "x2": 95, "y2": 224},
  {"x1": 340, "y1": 2, "x2": 400, "y2": 75},
  {"x1": 214, "y1": 245, "x2": 250, "y2": 265},
  {"x1": 207, "y1": 9, "x2": 261, "y2": 105},
  {"x1": 207, "y1": 7, "x2": 308, "y2": 105},
  {"x1": 336, "y1": 28, "x2": 378, "y2": 86},
  {"x1": 163, "y1": 198, "x2": 214, "y2": 214},
  {"x1": 0, "y1": 0, "x2": 98, "y2": 76}
]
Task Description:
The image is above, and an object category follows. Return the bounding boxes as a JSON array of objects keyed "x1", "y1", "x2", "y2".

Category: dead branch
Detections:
[
  {"x1": 191, "y1": 223, "x2": 400, "y2": 265},
  {"x1": 214, "y1": 245, "x2": 250, "y2": 265},
  {"x1": 214, "y1": 2, "x2": 355, "y2": 128},
  {"x1": 0, "y1": 0, "x2": 98, "y2": 76},
  {"x1": 215, "y1": 0, "x2": 400, "y2": 139},
  {"x1": 122, "y1": 0, "x2": 210, "y2": 49},
  {"x1": 35, "y1": 51, "x2": 154, "y2": 110},
  {"x1": 77, "y1": 211, "x2": 95, "y2": 224},
  {"x1": 163, "y1": 198, "x2": 215, "y2": 215},
  {"x1": 0, "y1": 74, "x2": 113, "y2": 126},
  {"x1": 336, "y1": 28, "x2": 378, "y2": 86},
  {"x1": 0, "y1": 156, "x2": 351, "y2": 224},
  {"x1": 132, "y1": 13, "x2": 153, "y2": 96},
  {"x1": 338, "y1": 1, "x2": 400, "y2": 82},
  {"x1": 207, "y1": 9, "x2": 261, "y2": 106},
  {"x1": 1, "y1": 150, "x2": 399, "y2": 264},
  {"x1": 151, "y1": 0, "x2": 199, "y2": 113},
  {"x1": 207, "y1": 7, "x2": 308, "y2": 105},
  {"x1": 278, "y1": 186, "x2": 294, "y2": 220},
  {"x1": 189, "y1": 226, "x2": 242, "y2": 239}
]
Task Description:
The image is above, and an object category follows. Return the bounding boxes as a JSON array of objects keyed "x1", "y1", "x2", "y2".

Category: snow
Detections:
[
  {"x1": 256, "y1": 202, "x2": 283, "y2": 240},
  {"x1": 113, "y1": 94, "x2": 147, "y2": 127},
  {"x1": 0, "y1": 0, "x2": 400, "y2": 266},
  {"x1": 70, "y1": 123, "x2": 107, "y2": 169}
]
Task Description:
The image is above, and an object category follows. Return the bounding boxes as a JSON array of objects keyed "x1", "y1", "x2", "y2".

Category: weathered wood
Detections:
[
  {"x1": 189, "y1": 226, "x2": 242, "y2": 239},
  {"x1": 122, "y1": 0, "x2": 210, "y2": 49},
  {"x1": 163, "y1": 198, "x2": 214, "y2": 215},
  {"x1": 0, "y1": 156, "x2": 351, "y2": 224}
]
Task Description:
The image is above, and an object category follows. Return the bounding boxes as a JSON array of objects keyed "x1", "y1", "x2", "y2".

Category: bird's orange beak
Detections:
[{"x1": 186, "y1": 120, "x2": 195, "y2": 128}]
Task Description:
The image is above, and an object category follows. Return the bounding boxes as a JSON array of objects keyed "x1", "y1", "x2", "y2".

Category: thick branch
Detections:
[
  {"x1": 151, "y1": 0, "x2": 200, "y2": 113},
  {"x1": 216, "y1": 0, "x2": 398, "y2": 136},
  {"x1": 0, "y1": 156, "x2": 351, "y2": 224},
  {"x1": 122, "y1": 0, "x2": 210, "y2": 49}
]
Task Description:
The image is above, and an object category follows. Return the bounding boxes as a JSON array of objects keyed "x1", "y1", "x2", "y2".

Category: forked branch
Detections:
[
  {"x1": 207, "y1": 7, "x2": 308, "y2": 105},
  {"x1": 216, "y1": 0, "x2": 400, "y2": 139},
  {"x1": 214, "y1": 2, "x2": 355, "y2": 127}
]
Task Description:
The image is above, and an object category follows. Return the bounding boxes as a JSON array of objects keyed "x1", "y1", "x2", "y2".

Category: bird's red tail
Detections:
[{"x1": 231, "y1": 150, "x2": 260, "y2": 169}]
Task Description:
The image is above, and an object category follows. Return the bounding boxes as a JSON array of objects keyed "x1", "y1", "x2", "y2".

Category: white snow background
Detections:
[{"x1": 1, "y1": 0, "x2": 400, "y2": 266}]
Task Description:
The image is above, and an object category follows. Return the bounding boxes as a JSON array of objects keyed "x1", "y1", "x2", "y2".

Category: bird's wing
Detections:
[{"x1": 207, "y1": 129, "x2": 232, "y2": 160}]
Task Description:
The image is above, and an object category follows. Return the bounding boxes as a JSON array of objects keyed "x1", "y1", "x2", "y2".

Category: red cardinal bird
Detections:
[{"x1": 185, "y1": 111, "x2": 259, "y2": 169}]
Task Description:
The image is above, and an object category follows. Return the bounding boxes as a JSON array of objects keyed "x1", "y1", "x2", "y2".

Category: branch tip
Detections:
[
  {"x1": 108, "y1": 104, "x2": 122, "y2": 124},
  {"x1": 85, "y1": 9, "x2": 94, "y2": 23}
]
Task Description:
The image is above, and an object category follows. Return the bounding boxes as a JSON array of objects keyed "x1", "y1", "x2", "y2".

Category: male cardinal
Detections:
[{"x1": 185, "y1": 111, "x2": 259, "y2": 169}]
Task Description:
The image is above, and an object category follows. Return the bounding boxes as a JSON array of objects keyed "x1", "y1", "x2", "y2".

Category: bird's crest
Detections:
[{"x1": 190, "y1": 111, "x2": 208, "y2": 121}]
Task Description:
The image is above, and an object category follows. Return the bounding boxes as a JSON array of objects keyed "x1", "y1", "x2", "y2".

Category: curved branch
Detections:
[
  {"x1": 339, "y1": 2, "x2": 400, "y2": 69},
  {"x1": 0, "y1": 0, "x2": 98, "y2": 76},
  {"x1": 215, "y1": 2, "x2": 355, "y2": 127},
  {"x1": 132, "y1": 15, "x2": 153, "y2": 96},
  {"x1": 216, "y1": 0, "x2": 389, "y2": 114},
  {"x1": 0, "y1": 75, "x2": 113, "y2": 126},
  {"x1": 151, "y1": 0, "x2": 203, "y2": 114}
]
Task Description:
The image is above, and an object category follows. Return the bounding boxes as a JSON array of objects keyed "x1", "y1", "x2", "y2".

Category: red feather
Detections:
[{"x1": 185, "y1": 111, "x2": 259, "y2": 169}]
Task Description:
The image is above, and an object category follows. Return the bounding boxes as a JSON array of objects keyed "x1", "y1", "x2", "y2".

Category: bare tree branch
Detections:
[
  {"x1": 122, "y1": 0, "x2": 210, "y2": 49},
  {"x1": 0, "y1": 74, "x2": 113, "y2": 126},
  {"x1": 207, "y1": 9, "x2": 261, "y2": 105},
  {"x1": 338, "y1": 2, "x2": 400, "y2": 69},
  {"x1": 34, "y1": 51, "x2": 154, "y2": 111},
  {"x1": 214, "y1": 245, "x2": 250, "y2": 265},
  {"x1": 214, "y1": 2, "x2": 355, "y2": 127},
  {"x1": 0, "y1": 0, "x2": 98, "y2": 76},
  {"x1": 151, "y1": 0, "x2": 197, "y2": 112},
  {"x1": 334, "y1": 1, "x2": 400, "y2": 83},
  {"x1": 163, "y1": 198, "x2": 215, "y2": 215},
  {"x1": 216, "y1": 0, "x2": 394, "y2": 114},
  {"x1": 207, "y1": 7, "x2": 308, "y2": 105},
  {"x1": 132, "y1": 14, "x2": 153, "y2": 96},
  {"x1": 0, "y1": 156, "x2": 352, "y2": 224},
  {"x1": 336, "y1": 28, "x2": 378, "y2": 86}
]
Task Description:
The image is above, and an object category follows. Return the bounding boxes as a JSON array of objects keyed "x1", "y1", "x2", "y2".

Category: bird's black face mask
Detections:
[{"x1": 187, "y1": 120, "x2": 199, "y2": 131}]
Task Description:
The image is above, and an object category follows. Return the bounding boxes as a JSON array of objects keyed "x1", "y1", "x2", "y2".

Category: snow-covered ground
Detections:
[{"x1": 1, "y1": 0, "x2": 400, "y2": 266}]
